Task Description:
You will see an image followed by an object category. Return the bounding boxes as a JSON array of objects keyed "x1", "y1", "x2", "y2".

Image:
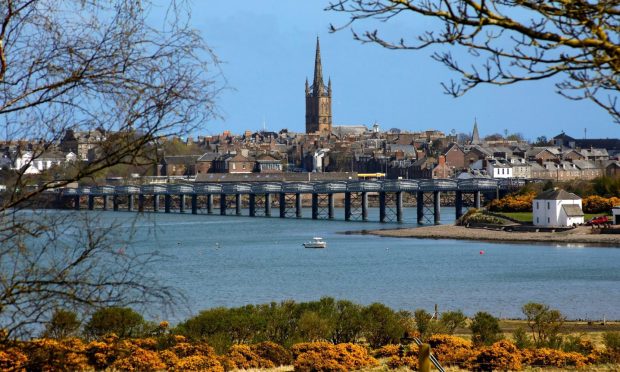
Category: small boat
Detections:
[{"x1": 303, "y1": 237, "x2": 327, "y2": 249}]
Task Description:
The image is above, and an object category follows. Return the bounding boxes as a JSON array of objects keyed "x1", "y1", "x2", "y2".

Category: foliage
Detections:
[
  {"x1": 512, "y1": 327, "x2": 532, "y2": 350},
  {"x1": 562, "y1": 334, "x2": 595, "y2": 356},
  {"x1": 361, "y1": 303, "x2": 409, "y2": 348},
  {"x1": 385, "y1": 343, "x2": 419, "y2": 370},
  {"x1": 328, "y1": 0, "x2": 620, "y2": 121},
  {"x1": 22, "y1": 338, "x2": 89, "y2": 371},
  {"x1": 521, "y1": 347, "x2": 588, "y2": 368},
  {"x1": 84, "y1": 307, "x2": 145, "y2": 340},
  {"x1": 250, "y1": 341, "x2": 292, "y2": 366},
  {"x1": 603, "y1": 332, "x2": 620, "y2": 363},
  {"x1": 374, "y1": 343, "x2": 401, "y2": 358},
  {"x1": 224, "y1": 344, "x2": 275, "y2": 370},
  {"x1": 293, "y1": 342, "x2": 378, "y2": 372},
  {"x1": 470, "y1": 312, "x2": 503, "y2": 346},
  {"x1": 0, "y1": 347, "x2": 28, "y2": 371},
  {"x1": 414, "y1": 308, "x2": 433, "y2": 338},
  {"x1": 427, "y1": 334, "x2": 474, "y2": 367},
  {"x1": 42, "y1": 309, "x2": 81, "y2": 340},
  {"x1": 521, "y1": 302, "x2": 565, "y2": 348},
  {"x1": 583, "y1": 195, "x2": 620, "y2": 214},
  {"x1": 439, "y1": 310, "x2": 467, "y2": 335},
  {"x1": 468, "y1": 339, "x2": 522, "y2": 371},
  {"x1": 488, "y1": 192, "x2": 535, "y2": 212},
  {"x1": 110, "y1": 346, "x2": 166, "y2": 372}
]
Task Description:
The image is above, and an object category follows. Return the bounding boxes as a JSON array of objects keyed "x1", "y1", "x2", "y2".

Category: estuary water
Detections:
[{"x1": 91, "y1": 208, "x2": 620, "y2": 321}]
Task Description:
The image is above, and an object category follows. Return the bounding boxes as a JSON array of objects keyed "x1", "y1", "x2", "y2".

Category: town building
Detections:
[{"x1": 533, "y1": 189, "x2": 584, "y2": 227}]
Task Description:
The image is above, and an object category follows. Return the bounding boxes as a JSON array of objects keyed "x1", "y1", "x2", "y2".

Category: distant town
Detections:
[{"x1": 1, "y1": 39, "x2": 619, "y2": 186}]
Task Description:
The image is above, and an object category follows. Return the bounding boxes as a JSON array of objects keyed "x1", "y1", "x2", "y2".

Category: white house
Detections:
[
  {"x1": 533, "y1": 189, "x2": 584, "y2": 227},
  {"x1": 486, "y1": 159, "x2": 513, "y2": 179}
]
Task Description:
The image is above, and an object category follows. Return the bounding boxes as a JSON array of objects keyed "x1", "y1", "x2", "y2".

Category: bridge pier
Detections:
[
  {"x1": 249, "y1": 194, "x2": 256, "y2": 217},
  {"x1": 295, "y1": 193, "x2": 302, "y2": 218},
  {"x1": 113, "y1": 195, "x2": 119, "y2": 211},
  {"x1": 191, "y1": 194, "x2": 198, "y2": 215},
  {"x1": 138, "y1": 194, "x2": 144, "y2": 212},
  {"x1": 344, "y1": 192, "x2": 351, "y2": 221},
  {"x1": 416, "y1": 192, "x2": 424, "y2": 224},
  {"x1": 279, "y1": 193, "x2": 286, "y2": 218},
  {"x1": 379, "y1": 192, "x2": 386, "y2": 223},
  {"x1": 474, "y1": 191, "x2": 481, "y2": 209},
  {"x1": 88, "y1": 195, "x2": 95, "y2": 210},
  {"x1": 396, "y1": 191, "x2": 403, "y2": 223},
  {"x1": 164, "y1": 195, "x2": 171, "y2": 213},
  {"x1": 362, "y1": 192, "x2": 368, "y2": 221},
  {"x1": 74, "y1": 195, "x2": 80, "y2": 210},
  {"x1": 128, "y1": 195, "x2": 134, "y2": 212},
  {"x1": 220, "y1": 194, "x2": 226, "y2": 215},
  {"x1": 311, "y1": 193, "x2": 318, "y2": 220},
  {"x1": 103, "y1": 195, "x2": 109, "y2": 211},
  {"x1": 328, "y1": 193, "x2": 335, "y2": 219},
  {"x1": 265, "y1": 193, "x2": 272, "y2": 217},
  {"x1": 207, "y1": 194, "x2": 213, "y2": 214},
  {"x1": 179, "y1": 194, "x2": 185, "y2": 213},
  {"x1": 236, "y1": 194, "x2": 242, "y2": 215},
  {"x1": 455, "y1": 191, "x2": 463, "y2": 220},
  {"x1": 434, "y1": 191, "x2": 441, "y2": 225},
  {"x1": 153, "y1": 195, "x2": 160, "y2": 212}
]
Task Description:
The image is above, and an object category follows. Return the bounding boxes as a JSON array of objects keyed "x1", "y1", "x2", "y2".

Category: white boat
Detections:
[{"x1": 303, "y1": 237, "x2": 327, "y2": 248}]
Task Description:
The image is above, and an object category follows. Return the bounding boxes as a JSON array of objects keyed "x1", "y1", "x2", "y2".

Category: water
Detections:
[{"x1": 93, "y1": 208, "x2": 620, "y2": 321}]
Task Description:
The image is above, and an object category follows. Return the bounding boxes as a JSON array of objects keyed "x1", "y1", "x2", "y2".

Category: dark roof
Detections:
[
  {"x1": 562, "y1": 204, "x2": 584, "y2": 217},
  {"x1": 163, "y1": 155, "x2": 200, "y2": 164},
  {"x1": 534, "y1": 189, "x2": 581, "y2": 200}
]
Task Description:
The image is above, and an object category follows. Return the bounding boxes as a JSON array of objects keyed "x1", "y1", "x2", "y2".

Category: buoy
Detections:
[{"x1": 479, "y1": 250, "x2": 485, "y2": 255}]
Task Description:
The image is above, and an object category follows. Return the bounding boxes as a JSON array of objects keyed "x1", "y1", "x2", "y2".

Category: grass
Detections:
[{"x1": 496, "y1": 212, "x2": 610, "y2": 223}]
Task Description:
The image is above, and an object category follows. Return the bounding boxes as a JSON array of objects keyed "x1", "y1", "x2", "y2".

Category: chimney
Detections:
[{"x1": 438, "y1": 155, "x2": 446, "y2": 165}]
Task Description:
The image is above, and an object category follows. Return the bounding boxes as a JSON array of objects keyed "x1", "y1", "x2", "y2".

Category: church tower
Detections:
[{"x1": 306, "y1": 37, "x2": 332, "y2": 134}]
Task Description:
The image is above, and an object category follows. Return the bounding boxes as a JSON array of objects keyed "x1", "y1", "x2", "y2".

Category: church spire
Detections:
[
  {"x1": 471, "y1": 118, "x2": 481, "y2": 145},
  {"x1": 313, "y1": 37, "x2": 324, "y2": 95}
]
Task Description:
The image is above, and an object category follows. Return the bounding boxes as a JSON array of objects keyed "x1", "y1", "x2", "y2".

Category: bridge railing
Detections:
[
  {"x1": 114, "y1": 185, "x2": 141, "y2": 194},
  {"x1": 381, "y1": 179, "x2": 419, "y2": 192},
  {"x1": 223, "y1": 183, "x2": 252, "y2": 194},
  {"x1": 92, "y1": 186, "x2": 115, "y2": 195},
  {"x1": 193, "y1": 183, "x2": 222, "y2": 194},
  {"x1": 140, "y1": 184, "x2": 168, "y2": 194},
  {"x1": 314, "y1": 181, "x2": 348, "y2": 193},
  {"x1": 250, "y1": 183, "x2": 282, "y2": 194},
  {"x1": 281, "y1": 182, "x2": 314, "y2": 193},
  {"x1": 457, "y1": 178, "x2": 498, "y2": 191},
  {"x1": 167, "y1": 184, "x2": 195, "y2": 194},
  {"x1": 346, "y1": 181, "x2": 382, "y2": 192},
  {"x1": 419, "y1": 179, "x2": 457, "y2": 191}
]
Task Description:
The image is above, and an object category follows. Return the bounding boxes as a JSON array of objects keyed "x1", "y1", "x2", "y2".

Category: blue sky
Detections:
[{"x1": 166, "y1": 1, "x2": 618, "y2": 141}]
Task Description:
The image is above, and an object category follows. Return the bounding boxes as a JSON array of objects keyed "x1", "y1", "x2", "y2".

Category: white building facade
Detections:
[{"x1": 533, "y1": 189, "x2": 584, "y2": 227}]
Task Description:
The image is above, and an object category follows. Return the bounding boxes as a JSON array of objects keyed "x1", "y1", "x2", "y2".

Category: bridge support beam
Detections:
[
  {"x1": 396, "y1": 191, "x2": 403, "y2": 223},
  {"x1": 191, "y1": 194, "x2": 198, "y2": 215},
  {"x1": 474, "y1": 191, "x2": 481, "y2": 209},
  {"x1": 164, "y1": 195, "x2": 171, "y2": 213},
  {"x1": 138, "y1": 194, "x2": 144, "y2": 212},
  {"x1": 236, "y1": 194, "x2": 242, "y2": 216},
  {"x1": 362, "y1": 192, "x2": 368, "y2": 221},
  {"x1": 344, "y1": 192, "x2": 351, "y2": 221},
  {"x1": 219, "y1": 194, "x2": 226, "y2": 215},
  {"x1": 455, "y1": 191, "x2": 463, "y2": 220},
  {"x1": 265, "y1": 193, "x2": 272, "y2": 217},
  {"x1": 328, "y1": 193, "x2": 335, "y2": 219},
  {"x1": 417, "y1": 192, "x2": 424, "y2": 224},
  {"x1": 128, "y1": 195, "x2": 134, "y2": 212},
  {"x1": 88, "y1": 195, "x2": 94, "y2": 210},
  {"x1": 207, "y1": 194, "x2": 213, "y2": 214},
  {"x1": 279, "y1": 193, "x2": 286, "y2": 218},
  {"x1": 311, "y1": 193, "x2": 318, "y2": 220},
  {"x1": 434, "y1": 191, "x2": 441, "y2": 225},
  {"x1": 379, "y1": 192, "x2": 386, "y2": 223},
  {"x1": 179, "y1": 194, "x2": 185, "y2": 213},
  {"x1": 103, "y1": 195, "x2": 109, "y2": 211},
  {"x1": 113, "y1": 196, "x2": 119, "y2": 211},
  {"x1": 153, "y1": 195, "x2": 160, "y2": 212},
  {"x1": 295, "y1": 193, "x2": 302, "y2": 218},
  {"x1": 74, "y1": 195, "x2": 80, "y2": 210},
  {"x1": 249, "y1": 194, "x2": 256, "y2": 217}
]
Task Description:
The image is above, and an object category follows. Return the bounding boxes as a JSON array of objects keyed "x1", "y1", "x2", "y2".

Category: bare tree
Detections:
[
  {"x1": 0, "y1": 0, "x2": 221, "y2": 338},
  {"x1": 327, "y1": 0, "x2": 620, "y2": 122}
]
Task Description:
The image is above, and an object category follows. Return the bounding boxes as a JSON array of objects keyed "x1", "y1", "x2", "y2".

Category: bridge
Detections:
[{"x1": 58, "y1": 178, "x2": 522, "y2": 224}]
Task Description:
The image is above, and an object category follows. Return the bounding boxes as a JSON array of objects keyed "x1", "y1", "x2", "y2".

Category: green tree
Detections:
[
  {"x1": 297, "y1": 311, "x2": 333, "y2": 342},
  {"x1": 42, "y1": 309, "x2": 81, "y2": 339},
  {"x1": 361, "y1": 303, "x2": 407, "y2": 348},
  {"x1": 414, "y1": 309, "x2": 433, "y2": 338},
  {"x1": 439, "y1": 310, "x2": 467, "y2": 335},
  {"x1": 522, "y1": 302, "x2": 565, "y2": 348},
  {"x1": 330, "y1": 300, "x2": 364, "y2": 344},
  {"x1": 470, "y1": 311, "x2": 503, "y2": 346},
  {"x1": 328, "y1": 0, "x2": 620, "y2": 122},
  {"x1": 83, "y1": 307, "x2": 145, "y2": 339}
]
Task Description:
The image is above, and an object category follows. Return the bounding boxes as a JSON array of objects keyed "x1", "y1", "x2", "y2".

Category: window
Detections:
[
  {"x1": 547, "y1": 217, "x2": 550, "y2": 223},
  {"x1": 536, "y1": 202, "x2": 539, "y2": 209},
  {"x1": 536, "y1": 217, "x2": 539, "y2": 223},
  {"x1": 547, "y1": 202, "x2": 550, "y2": 209}
]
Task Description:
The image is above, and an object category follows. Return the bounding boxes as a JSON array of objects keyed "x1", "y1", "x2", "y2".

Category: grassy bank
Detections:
[{"x1": 496, "y1": 211, "x2": 609, "y2": 223}]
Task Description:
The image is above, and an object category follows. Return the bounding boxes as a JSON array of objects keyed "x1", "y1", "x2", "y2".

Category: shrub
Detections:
[
  {"x1": 23, "y1": 338, "x2": 89, "y2": 371},
  {"x1": 428, "y1": 334, "x2": 474, "y2": 367},
  {"x1": 361, "y1": 303, "x2": 407, "y2": 348},
  {"x1": 439, "y1": 310, "x2": 467, "y2": 335},
  {"x1": 414, "y1": 309, "x2": 433, "y2": 337},
  {"x1": 292, "y1": 342, "x2": 378, "y2": 372},
  {"x1": 384, "y1": 343, "x2": 419, "y2": 370},
  {"x1": 0, "y1": 347, "x2": 28, "y2": 371},
  {"x1": 512, "y1": 327, "x2": 532, "y2": 349},
  {"x1": 251, "y1": 341, "x2": 292, "y2": 366},
  {"x1": 110, "y1": 346, "x2": 166, "y2": 371},
  {"x1": 42, "y1": 309, "x2": 81, "y2": 339},
  {"x1": 521, "y1": 347, "x2": 588, "y2": 368},
  {"x1": 174, "y1": 354, "x2": 224, "y2": 371},
  {"x1": 374, "y1": 344, "x2": 401, "y2": 358},
  {"x1": 84, "y1": 307, "x2": 145, "y2": 339},
  {"x1": 468, "y1": 339, "x2": 522, "y2": 371},
  {"x1": 224, "y1": 344, "x2": 275, "y2": 370},
  {"x1": 521, "y1": 302, "x2": 565, "y2": 348},
  {"x1": 602, "y1": 331, "x2": 620, "y2": 363},
  {"x1": 470, "y1": 312, "x2": 503, "y2": 346},
  {"x1": 562, "y1": 334, "x2": 595, "y2": 356},
  {"x1": 488, "y1": 192, "x2": 535, "y2": 212}
]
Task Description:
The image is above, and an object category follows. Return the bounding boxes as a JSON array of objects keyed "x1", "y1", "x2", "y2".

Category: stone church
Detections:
[{"x1": 305, "y1": 38, "x2": 332, "y2": 134}]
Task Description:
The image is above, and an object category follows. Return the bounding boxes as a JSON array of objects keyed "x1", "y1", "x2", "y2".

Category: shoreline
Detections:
[{"x1": 355, "y1": 225, "x2": 620, "y2": 246}]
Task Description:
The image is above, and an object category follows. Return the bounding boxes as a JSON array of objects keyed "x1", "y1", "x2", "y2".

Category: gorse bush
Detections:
[
  {"x1": 292, "y1": 342, "x2": 378, "y2": 372},
  {"x1": 488, "y1": 192, "x2": 535, "y2": 212}
]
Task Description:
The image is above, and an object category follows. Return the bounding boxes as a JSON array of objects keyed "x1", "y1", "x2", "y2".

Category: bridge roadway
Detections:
[{"x1": 59, "y1": 178, "x2": 521, "y2": 224}]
